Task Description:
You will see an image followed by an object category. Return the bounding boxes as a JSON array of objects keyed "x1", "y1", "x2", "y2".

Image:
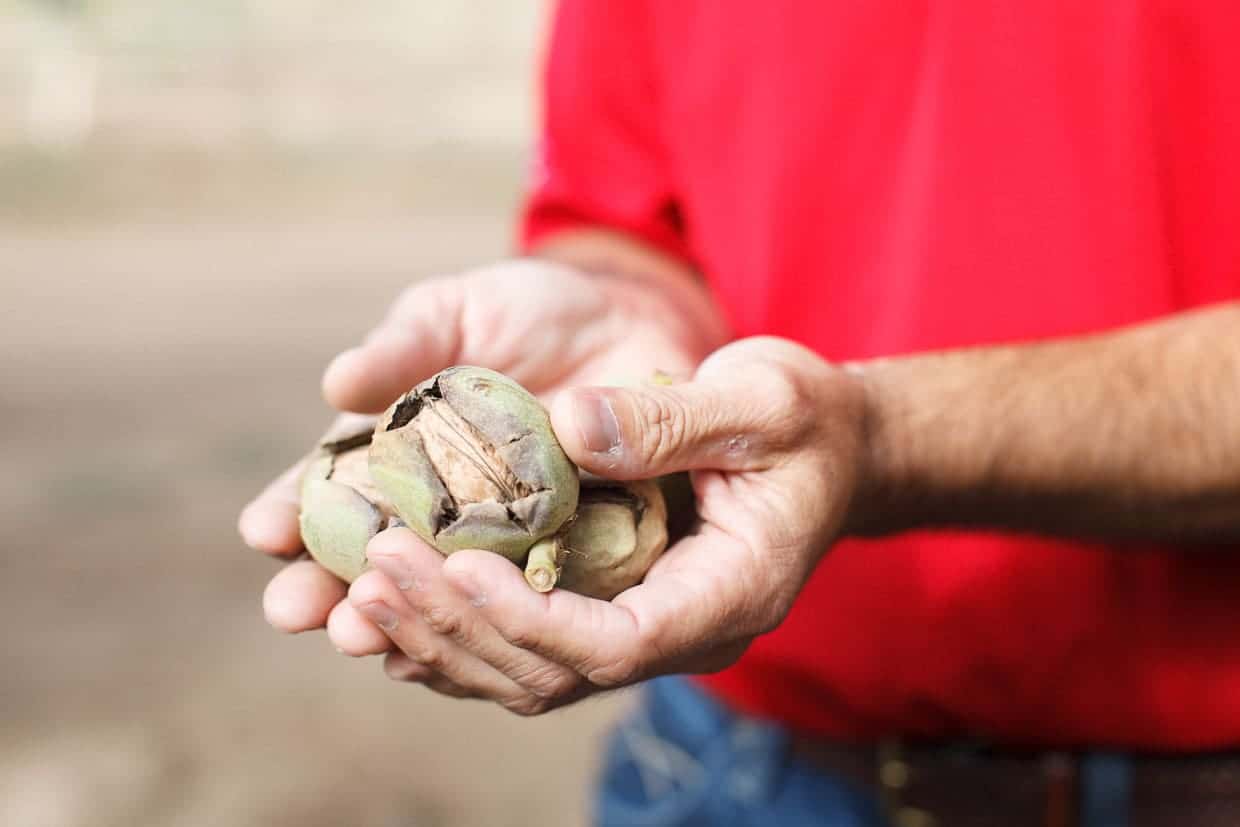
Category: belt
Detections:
[{"x1": 788, "y1": 735, "x2": 1240, "y2": 827}]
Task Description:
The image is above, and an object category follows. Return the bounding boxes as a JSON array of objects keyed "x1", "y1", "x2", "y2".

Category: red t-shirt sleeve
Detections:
[{"x1": 518, "y1": 0, "x2": 691, "y2": 263}]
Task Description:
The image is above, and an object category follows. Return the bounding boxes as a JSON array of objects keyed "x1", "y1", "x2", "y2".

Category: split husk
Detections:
[
  {"x1": 298, "y1": 368, "x2": 682, "y2": 598},
  {"x1": 298, "y1": 418, "x2": 396, "y2": 583},
  {"x1": 369, "y1": 366, "x2": 579, "y2": 563}
]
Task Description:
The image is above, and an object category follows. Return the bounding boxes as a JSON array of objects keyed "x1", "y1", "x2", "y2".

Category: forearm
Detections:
[
  {"x1": 529, "y1": 228, "x2": 732, "y2": 361},
  {"x1": 851, "y1": 301, "x2": 1240, "y2": 544}
]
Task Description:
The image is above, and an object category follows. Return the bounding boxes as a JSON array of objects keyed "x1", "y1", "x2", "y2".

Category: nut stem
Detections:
[{"x1": 523, "y1": 538, "x2": 562, "y2": 593}]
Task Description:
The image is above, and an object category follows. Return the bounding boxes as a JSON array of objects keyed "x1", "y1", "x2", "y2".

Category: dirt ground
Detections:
[{"x1": 0, "y1": 147, "x2": 631, "y2": 827}]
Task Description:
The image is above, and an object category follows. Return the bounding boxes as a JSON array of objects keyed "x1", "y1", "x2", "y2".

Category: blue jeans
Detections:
[
  {"x1": 594, "y1": 677, "x2": 888, "y2": 826},
  {"x1": 594, "y1": 677, "x2": 1136, "y2": 827}
]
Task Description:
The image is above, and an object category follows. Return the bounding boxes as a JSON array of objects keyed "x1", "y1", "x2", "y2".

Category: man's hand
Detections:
[
  {"x1": 347, "y1": 337, "x2": 868, "y2": 714},
  {"x1": 238, "y1": 251, "x2": 728, "y2": 656},
  {"x1": 337, "y1": 298, "x2": 1240, "y2": 713}
]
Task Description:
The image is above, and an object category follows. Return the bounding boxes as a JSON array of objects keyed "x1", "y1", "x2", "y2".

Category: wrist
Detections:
[
  {"x1": 839, "y1": 356, "x2": 921, "y2": 537},
  {"x1": 841, "y1": 345, "x2": 1036, "y2": 537}
]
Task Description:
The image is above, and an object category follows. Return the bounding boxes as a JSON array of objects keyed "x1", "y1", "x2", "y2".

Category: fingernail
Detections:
[
  {"x1": 359, "y1": 602, "x2": 400, "y2": 632},
  {"x1": 368, "y1": 554, "x2": 415, "y2": 591},
  {"x1": 573, "y1": 390, "x2": 621, "y2": 454}
]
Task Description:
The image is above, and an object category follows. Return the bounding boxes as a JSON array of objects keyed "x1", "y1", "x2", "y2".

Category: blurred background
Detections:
[{"x1": 1, "y1": 2, "x2": 629, "y2": 825}]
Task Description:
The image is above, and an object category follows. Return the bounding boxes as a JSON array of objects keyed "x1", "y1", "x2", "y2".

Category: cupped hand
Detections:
[
  {"x1": 239, "y1": 258, "x2": 720, "y2": 651},
  {"x1": 352, "y1": 336, "x2": 871, "y2": 714}
]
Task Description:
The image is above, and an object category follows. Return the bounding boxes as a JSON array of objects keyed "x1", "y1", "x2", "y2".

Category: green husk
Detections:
[
  {"x1": 369, "y1": 366, "x2": 579, "y2": 563},
  {"x1": 557, "y1": 475, "x2": 668, "y2": 600},
  {"x1": 299, "y1": 368, "x2": 685, "y2": 597},
  {"x1": 298, "y1": 419, "x2": 397, "y2": 583}
]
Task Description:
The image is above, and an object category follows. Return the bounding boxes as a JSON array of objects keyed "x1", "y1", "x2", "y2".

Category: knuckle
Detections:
[
  {"x1": 515, "y1": 664, "x2": 579, "y2": 700},
  {"x1": 502, "y1": 619, "x2": 540, "y2": 652},
  {"x1": 501, "y1": 694, "x2": 552, "y2": 718},
  {"x1": 347, "y1": 572, "x2": 389, "y2": 607},
  {"x1": 760, "y1": 367, "x2": 810, "y2": 416},
  {"x1": 388, "y1": 275, "x2": 459, "y2": 327},
  {"x1": 586, "y1": 654, "x2": 645, "y2": 689},
  {"x1": 754, "y1": 370, "x2": 816, "y2": 445},
  {"x1": 422, "y1": 605, "x2": 462, "y2": 638},
  {"x1": 633, "y1": 391, "x2": 691, "y2": 467},
  {"x1": 407, "y1": 640, "x2": 443, "y2": 669},
  {"x1": 388, "y1": 282, "x2": 431, "y2": 322}
]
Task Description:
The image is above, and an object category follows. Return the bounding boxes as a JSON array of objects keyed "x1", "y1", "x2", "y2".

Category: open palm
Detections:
[{"x1": 239, "y1": 258, "x2": 713, "y2": 639}]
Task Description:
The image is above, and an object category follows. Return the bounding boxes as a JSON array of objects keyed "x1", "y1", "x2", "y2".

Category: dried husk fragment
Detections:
[
  {"x1": 523, "y1": 537, "x2": 562, "y2": 593},
  {"x1": 369, "y1": 366, "x2": 580, "y2": 563}
]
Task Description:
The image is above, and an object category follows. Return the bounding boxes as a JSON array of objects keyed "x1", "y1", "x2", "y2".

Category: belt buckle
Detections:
[
  {"x1": 1042, "y1": 752, "x2": 1077, "y2": 827},
  {"x1": 877, "y1": 739, "x2": 1079, "y2": 827},
  {"x1": 877, "y1": 739, "x2": 937, "y2": 827}
]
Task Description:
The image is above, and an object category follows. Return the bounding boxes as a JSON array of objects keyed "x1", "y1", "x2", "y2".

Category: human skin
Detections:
[
  {"x1": 239, "y1": 231, "x2": 732, "y2": 682},
  {"x1": 239, "y1": 229, "x2": 1240, "y2": 715}
]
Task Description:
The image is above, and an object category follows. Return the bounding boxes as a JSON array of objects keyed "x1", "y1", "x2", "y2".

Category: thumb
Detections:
[{"x1": 550, "y1": 379, "x2": 772, "y2": 479}]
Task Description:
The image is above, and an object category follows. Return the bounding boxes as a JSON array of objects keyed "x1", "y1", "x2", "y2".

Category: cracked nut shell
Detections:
[{"x1": 368, "y1": 366, "x2": 580, "y2": 562}]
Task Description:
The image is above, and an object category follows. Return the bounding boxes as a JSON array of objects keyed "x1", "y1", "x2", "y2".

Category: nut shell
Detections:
[{"x1": 369, "y1": 366, "x2": 579, "y2": 562}]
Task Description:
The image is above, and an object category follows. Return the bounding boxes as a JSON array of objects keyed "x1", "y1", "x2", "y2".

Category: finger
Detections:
[
  {"x1": 318, "y1": 411, "x2": 381, "y2": 444},
  {"x1": 383, "y1": 650, "x2": 432, "y2": 682},
  {"x1": 549, "y1": 377, "x2": 784, "y2": 479},
  {"x1": 239, "y1": 462, "x2": 306, "y2": 557},
  {"x1": 440, "y1": 549, "x2": 646, "y2": 687},
  {"x1": 355, "y1": 528, "x2": 581, "y2": 704},
  {"x1": 369, "y1": 528, "x2": 581, "y2": 705},
  {"x1": 350, "y1": 572, "x2": 533, "y2": 705},
  {"x1": 441, "y1": 526, "x2": 761, "y2": 688},
  {"x1": 321, "y1": 280, "x2": 463, "y2": 414},
  {"x1": 327, "y1": 599, "x2": 393, "y2": 656},
  {"x1": 383, "y1": 652, "x2": 478, "y2": 699},
  {"x1": 263, "y1": 559, "x2": 347, "y2": 633}
]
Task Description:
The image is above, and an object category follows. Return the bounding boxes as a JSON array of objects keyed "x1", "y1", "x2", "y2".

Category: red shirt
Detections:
[{"x1": 521, "y1": 1, "x2": 1240, "y2": 749}]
